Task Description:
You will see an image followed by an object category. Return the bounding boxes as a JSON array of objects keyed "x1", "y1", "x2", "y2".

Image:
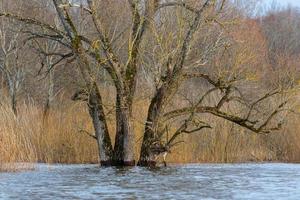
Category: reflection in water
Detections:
[{"x1": 1, "y1": 163, "x2": 300, "y2": 199}]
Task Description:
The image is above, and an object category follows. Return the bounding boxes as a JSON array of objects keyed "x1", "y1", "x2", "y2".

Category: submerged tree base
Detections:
[
  {"x1": 137, "y1": 160, "x2": 157, "y2": 167},
  {"x1": 100, "y1": 160, "x2": 136, "y2": 167},
  {"x1": 100, "y1": 160, "x2": 159, "y2": 167}
]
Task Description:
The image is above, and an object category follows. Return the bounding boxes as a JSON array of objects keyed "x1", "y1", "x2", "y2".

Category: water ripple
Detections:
[{"x1": 0, "y1": 163, "x2": 300, "y2": 199}]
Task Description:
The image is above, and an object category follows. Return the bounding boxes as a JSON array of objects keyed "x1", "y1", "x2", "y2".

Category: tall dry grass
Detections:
[
  {"x1": 0, "y1": 100, "x2": 99, "y2": 171},
  {"x1": 0, "y1": 93, "x2": 299, "y2": 171},
  {"x1": 0, "y1": 103, "x2": 37, "y2": 171}
]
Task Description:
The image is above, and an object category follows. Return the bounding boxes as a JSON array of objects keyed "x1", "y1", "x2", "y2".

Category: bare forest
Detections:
[{"x1": 0, "y1": 0, "x2": 300, "y2": 170}]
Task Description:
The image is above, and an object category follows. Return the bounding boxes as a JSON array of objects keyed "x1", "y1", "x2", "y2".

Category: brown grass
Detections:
[
  {"x1": 1, "y1": 94, "x2": 300, "y2": 171},
  {"x1": 0, "y1": 101, "x2": 99, "y2": 171}
]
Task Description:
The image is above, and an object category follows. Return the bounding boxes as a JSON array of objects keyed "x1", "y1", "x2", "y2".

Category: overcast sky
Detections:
[{"x1": 264, "y1": 0, "x2": 300, "y2": 7}]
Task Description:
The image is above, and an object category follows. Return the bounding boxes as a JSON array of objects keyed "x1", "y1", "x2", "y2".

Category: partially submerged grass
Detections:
[
  {"x1": 0, "y1": 163, "x2": 35, "y2": 172},
  {"x1": 0, "y1": 101, "x2": 98, "y2": 171},
  {"x1": 0, "y1": 95, "x2": 300, "y2": 171}
]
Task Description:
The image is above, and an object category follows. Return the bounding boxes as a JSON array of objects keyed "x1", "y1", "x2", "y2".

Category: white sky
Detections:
[{"x1": 264, "y1": 0, "x2": 300, "y2": 7}]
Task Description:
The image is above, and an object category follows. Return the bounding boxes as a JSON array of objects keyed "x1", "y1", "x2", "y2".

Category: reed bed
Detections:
[{"x1": 0, "y1": 95, "x2": 299, "y2": 171}]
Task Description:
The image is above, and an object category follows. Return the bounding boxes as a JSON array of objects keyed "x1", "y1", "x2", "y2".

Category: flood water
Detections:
[{"x1": 0, "y1": 163, "x2": 300, "y2": 199}]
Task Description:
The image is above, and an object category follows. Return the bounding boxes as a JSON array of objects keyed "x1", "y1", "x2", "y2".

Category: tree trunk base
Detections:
[
  {"x1": 123, "y1": 160, "x2": 136, "y2": 166},
  {"x1": 100, "y1": 160, "x2": 112, "y2": 166},
  {"x1": 101, "y1": 160, "x2": 159, "y2": 167},
  {"x1": 137, "y1": 160, "x2": 157, "y2": 167},
  {"x1": 100, "y1": 160, "x2": 136, "y2": 166}
]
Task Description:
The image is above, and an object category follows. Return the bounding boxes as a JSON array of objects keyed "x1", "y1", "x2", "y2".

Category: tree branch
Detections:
[{"x1": 0, "y1": 12, "x2": 67, "y2": 39}]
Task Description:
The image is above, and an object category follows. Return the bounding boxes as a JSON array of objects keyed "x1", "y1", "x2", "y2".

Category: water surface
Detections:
[{"x1": 0, "y1": 163, "x2": 300, "y2": 199}]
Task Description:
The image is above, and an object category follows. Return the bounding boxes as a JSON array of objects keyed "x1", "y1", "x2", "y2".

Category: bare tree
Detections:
[{"x1": 0, "y1": 17, "x2": 26, "y2": 115}]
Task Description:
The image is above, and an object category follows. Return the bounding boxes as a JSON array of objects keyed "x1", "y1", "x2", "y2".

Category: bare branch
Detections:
[
  {"x1": 0, "y1": 12, "x2": 67, "y2": 39},
  {"x1": 158, "y1": 2, "x2": 198, "y2": 13},
  {"x1": 78, "y1": 129, "x2": 97, "y2": 140}
]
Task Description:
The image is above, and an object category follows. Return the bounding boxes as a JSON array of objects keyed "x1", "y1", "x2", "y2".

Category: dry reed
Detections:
[{"x1": 0, "y1": 94, "x2": 299, "y2": 171}]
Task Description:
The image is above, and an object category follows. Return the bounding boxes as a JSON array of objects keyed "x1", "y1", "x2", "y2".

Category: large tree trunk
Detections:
[
  {"x1": 138, "y1": 127, "x2": 157, "y2": 167},
  {"x1": 89, "y1": 105, "x2": 110, "y2": 163},
  {"x1": 113, "y1": 93, "x2": 135, "y2": 166},
  {"x1": 88, "y1": 84, "x2": 113, "y2": 166},
  {"x1": 121, "y1": 105, "x2": 135, "y2": 166},
  {"x1": 138, "y1": 78, "x2": 182, "y2": 166},
  {"x1": 112, "y1": 93, "x2": 124, "y2": 165},
  {"x1": 138, "y1": 87, "x2": 166, "y2": 166}
]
